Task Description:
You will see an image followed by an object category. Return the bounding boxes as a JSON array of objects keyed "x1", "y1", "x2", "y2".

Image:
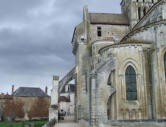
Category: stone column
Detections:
[
  {"x1": 49, "y1": 75, "x2": 59, "y2": 121},
  {"x1": 90, "y1": 72, "x2": 97, "y2": 127}
]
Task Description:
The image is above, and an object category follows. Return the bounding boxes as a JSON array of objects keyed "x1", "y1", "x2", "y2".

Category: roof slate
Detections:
[
  {"x1": 13, "y1": 87, "x2": 49, "y2": 97},
  {"x1": 89, "y1": 13, "x2": 129, "y2": 25}
]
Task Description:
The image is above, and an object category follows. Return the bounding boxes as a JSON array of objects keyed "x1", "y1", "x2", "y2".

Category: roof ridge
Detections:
[
  {"x1": 14, "y1": 86, "x2": 49, "y2": 97},
  {"x1": 19, "y1": 86, "x2": 40, "y2": 89},
  {"x1": 89, "y1": 13, "x2": 123, "y2": 15}
]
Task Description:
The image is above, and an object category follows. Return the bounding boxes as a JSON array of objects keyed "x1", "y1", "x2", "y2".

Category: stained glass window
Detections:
[{"x1": 125, "y1": 65, "x2": 137, "y2": 100}]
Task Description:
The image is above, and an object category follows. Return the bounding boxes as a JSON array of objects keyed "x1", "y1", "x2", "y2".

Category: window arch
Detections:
[
  {"x1": 164, "y1": 53, "x2": 166, "y2": 80},
  {"x1": 125, "y1": 65, "x2": 137, "y2": 100}
]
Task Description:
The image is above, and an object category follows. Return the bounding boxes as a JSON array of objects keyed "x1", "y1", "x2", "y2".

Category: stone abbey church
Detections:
[{"x1": 50, "y1": 0, "x2": 166, "y2": 127}]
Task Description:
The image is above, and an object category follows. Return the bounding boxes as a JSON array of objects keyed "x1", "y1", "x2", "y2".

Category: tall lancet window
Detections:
[
  {"x1": 125, "y1": 65, "x2": 137, "y2": 100},
  {"x1": 138, "y1": 7, "x2": 141, "y2": 20},
  {"x1": 164, "y1": 53, "x2": 166, "y2": 80}
]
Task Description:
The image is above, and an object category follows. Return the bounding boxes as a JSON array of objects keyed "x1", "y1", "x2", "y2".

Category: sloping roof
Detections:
[
  {"x1": 13, "y1": 87, "x2": 49, "y2": 97},
  {"x1": 59, "y1": 96, "x2": 70, "y2": 102},
  {"x1": 89, "y1": 13, "x2": 129, "y2": 25},
  {"x1": 99, "y1": 40, "x2": 152, "y2": 54}
]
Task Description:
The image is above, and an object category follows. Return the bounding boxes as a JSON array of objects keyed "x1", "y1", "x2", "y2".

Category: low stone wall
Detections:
[{"x1": 99, "y1": 120, "x2": 166, "y2": 127}]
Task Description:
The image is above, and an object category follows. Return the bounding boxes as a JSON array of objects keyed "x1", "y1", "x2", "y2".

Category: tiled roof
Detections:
[
  {"x1": 99, "y1": 40, "x2": 152, "y2": 54},
  {"x1": 13, "y1": 87, "x2": 49, "y2": 97},
  {"x1": 89, "y1": 13, "x2": 129, "y2": 25},
  {"x1": 59, "y1": 96, "x2": 70, "y2": 102}
]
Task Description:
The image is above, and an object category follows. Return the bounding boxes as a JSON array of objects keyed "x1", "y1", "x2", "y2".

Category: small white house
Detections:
[{"x1": 59, "y1": 84, "x2": 75, "y2": 115}]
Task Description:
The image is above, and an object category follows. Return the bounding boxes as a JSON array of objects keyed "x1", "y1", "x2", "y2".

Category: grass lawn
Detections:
[{"x1": 0, "y1": 120, "x2": 47, "y2": 127}]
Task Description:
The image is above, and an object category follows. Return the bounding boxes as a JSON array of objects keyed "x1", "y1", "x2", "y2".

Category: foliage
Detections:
[
  {"x1": 0, "y1": 120, "x2": 47, "y2": 127},
  {"x1": 3, "y1": 99, "x2": 25, "y2": 120},
  {"x1": 28, "y1": 98, "x2": 49, "y2": 119}
]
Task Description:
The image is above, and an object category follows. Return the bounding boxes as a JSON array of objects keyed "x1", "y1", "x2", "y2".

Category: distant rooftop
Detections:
[
  {"x1": 13, "y1": 87, "x2": 49, "y2": 97},
  {"x1": 59, "y1": 96, "x2": 70, "y2": 102},
  {"x1": 0, "y1": 93, "x2": 13, "y2": 99},
  {"x1": 89, "y1": 13, "x2": 129, "y2": 25}
]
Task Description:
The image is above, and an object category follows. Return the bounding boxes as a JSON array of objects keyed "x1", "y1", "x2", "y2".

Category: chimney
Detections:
[
  {"x1": 45, "y1": 86, "x2": 48, "y2": 94},
  {"x1": 12, "y1": 85, "x2": 14, "y2": 95}
]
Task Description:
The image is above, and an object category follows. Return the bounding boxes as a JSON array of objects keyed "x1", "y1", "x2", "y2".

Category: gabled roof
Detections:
[
  {"x1": 13, "y1": 87, "x2": 49, "y2": 97},
  {"x1": 89, "y1": 13, "x2": 129, "y2": 25}
]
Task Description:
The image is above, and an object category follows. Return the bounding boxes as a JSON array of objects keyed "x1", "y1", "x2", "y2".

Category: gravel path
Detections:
[
  {"x1": 54, "y1": 116, "x2": 80, "y2": 127},
  {"x1": 54, "y1": 122, "x2": 80, "y2": 127}
]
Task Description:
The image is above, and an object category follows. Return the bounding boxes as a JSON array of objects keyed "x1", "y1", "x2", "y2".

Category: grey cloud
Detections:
[
  {"x1": 0, "y1": 0, "x2": 45, "y2": 20},
  {"x1": 0, "y1": 0, "x2": 121, "y2": 94}
]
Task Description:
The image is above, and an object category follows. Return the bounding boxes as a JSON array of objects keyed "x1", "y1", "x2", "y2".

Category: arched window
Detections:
[
  {"x1": 164, "y1": 53, "x2": 166, "y2": 80},
  {"x1": 125, "y1": 65, "x2": 137, "y2": 100}
]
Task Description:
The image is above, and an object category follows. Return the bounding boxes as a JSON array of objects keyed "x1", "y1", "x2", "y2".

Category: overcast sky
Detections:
[{"x1": 0, "y1": 0, "x2": 121, "y2": 95}]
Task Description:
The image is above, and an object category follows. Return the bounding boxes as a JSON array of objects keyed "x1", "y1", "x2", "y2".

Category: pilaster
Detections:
[{"x1": 90, "y1": 72, "x2": 97, "y2": 127}]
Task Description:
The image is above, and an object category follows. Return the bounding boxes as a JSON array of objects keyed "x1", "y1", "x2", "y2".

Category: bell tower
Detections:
[{"x1": 121, "y1": 0, "x2": 158, "y2": 29}]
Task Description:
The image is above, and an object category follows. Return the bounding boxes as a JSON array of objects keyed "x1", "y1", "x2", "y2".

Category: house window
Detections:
[
  {"x1": 125, "y1": 65, "x2": 137, "y2": 100},
  {"x1": 164, "y1": 53, "x2": 166, "y2": 80},
  {"x1": 97, "y1": 26, "x2": 102, "y2": 37}
]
